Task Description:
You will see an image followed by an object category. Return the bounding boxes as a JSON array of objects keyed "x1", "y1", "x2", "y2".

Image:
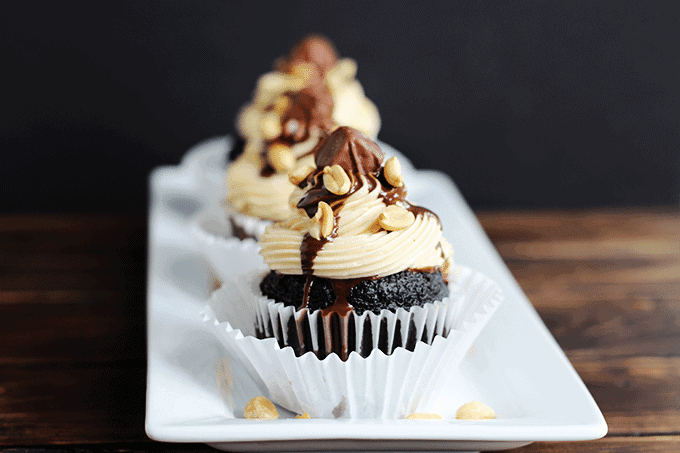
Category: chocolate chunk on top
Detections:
[
  {"x1": 314, "y1": 126, "x2": 384, "y2": 175},
  {"x1": 277, "y1": 34, "x2": 339, "y2": 75},
  {"x1": 279, "y1": 84, "x2": 334, "y2": 143}
]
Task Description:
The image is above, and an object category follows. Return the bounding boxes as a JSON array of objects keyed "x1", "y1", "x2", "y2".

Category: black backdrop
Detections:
[{"x1": 2, "y1": 1, "x2": 679, "y2": 213}]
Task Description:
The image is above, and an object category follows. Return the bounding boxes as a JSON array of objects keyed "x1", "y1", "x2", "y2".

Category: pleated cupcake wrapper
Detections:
[
  {"x1": 248, "y1": 271, "x2": 458, "y2": 360},
  {"x1": 191, "y1": 197, "x2": 270, "y2": 244},
  {"x1": 226, "y1": 204, "x2": 272, "y2": 239},
  {"x1": 202, "y1": 264, "x2": 503, "y2": 419},
  {"x1": 190, "y1": 203, "x2": 267, "y2": 284}
]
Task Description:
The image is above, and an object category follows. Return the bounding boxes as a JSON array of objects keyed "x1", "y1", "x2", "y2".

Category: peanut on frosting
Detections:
[
  {"x1": 289, "y1": 164, "x2": 316, "y2": 186},
  {"x1": 322, "y1": 165, "x2": 351, "y2": 195},
  {"x1": 267, "y1": 143, "x2": 295, "y2": 173},
  {"x1": 260, "y1": 112, "x2": 283, "y2": 140},
  {"x1": 384, "y1": 156, "x2": 404, "y2": 188},
  {"x1": 309, "y1": 201, "x2": 334, "y2": 240},
  {"x1": 378, "y1": 205, "x2": 415, "y2": 231}
]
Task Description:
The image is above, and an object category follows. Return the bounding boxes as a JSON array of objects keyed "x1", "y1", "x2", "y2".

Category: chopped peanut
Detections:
[
  {"x1": 455, "y1": 401, "x2": 496, "y2": 420},
  {"x1": 289, "y1": 164, "x2": 316, "y2": 186},
  {"x1": 260, "y1": 112, "x2": 282, "y2": 140},
  {"x1": 309, "y1": 201, "x2": 334, "y2": 240},
  {"x1": 268, "y1": 143, "x2": 295, "y2": 173},
  {"x1": 384, "y1": 156, "x2": 404, "y2": 188},
  {"x1": 244, "y1": 396, "x2": 279, "y2": 420},
  {"x1": 378, "y1": 205, "x2": 415, "y2": 231},
  {"x1": 323, "y1": 165, "x2": 351, "y2": 195},
  {"x1": 406, "y1": 412, "x2": 442, "y2": 420}
]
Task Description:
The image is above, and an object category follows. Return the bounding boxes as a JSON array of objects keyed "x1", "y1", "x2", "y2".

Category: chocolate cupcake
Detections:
[
  {"x1": 203, "y1": 128, "x2": 503, "y2": 417},
  {"x1": 225, "y1": 35, "x2": 381, "y2": 239},
  {"x1": 255, "y1": 127, "x2": 454, "y2": 359}
]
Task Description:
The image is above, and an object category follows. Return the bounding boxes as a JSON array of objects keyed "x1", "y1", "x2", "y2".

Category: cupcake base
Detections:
[
  {"x1": 259, "y1": 270, "x2": 449, "y2": 315},
  {"x1": 226, "y1": 135, "x2": 246, "y2": 163},
  {"x1": 203, "y1": 264, "x2": 503, "y2": 419},
  {"x1": 226, "y1": 206, "x2": 272, "y2": 240},
  {"x1": 228, "y1": 216, "x2": 256, "y2": 240},
  {"x1": 258, "y1": 270, "x2": 451, "y2": 359}
]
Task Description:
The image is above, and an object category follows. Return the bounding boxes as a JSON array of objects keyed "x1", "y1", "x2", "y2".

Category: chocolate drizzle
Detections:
[
  {"x1": 301, "y1": 276, "x2": 314, "y2": 310},
  {"x1": 297, "y1": 172, "x2": 335, "y2": 217},
  {"x1": 297, "y1": 127, "x2": 385, "y2": 216},
  {"x1": 258, "y1": 269, "x2": 450, "y2": 359},
  {"x1": 260, "y1": 269, "x2": 448, "y2": 316},
  {"x1": 296, "y1": 161, "x2": 437, "y2": 222},
  {"x1": 377, "y1": 168, "x2": 408, "y2": 205},
  {"x1": 297, "y1": 273, "x2": 380, "y2": 317},
  {"x1": 300, "y1": 233, "x2": 327, "y2": 276},
  {"x1": 407, "y1": 204, "x2": 439, "y2": 223},
  {"x1": 377, "y1": 167, "x2": 439, "y2": 221},
  {"x1": 258, "y1": 72, "x2": 334, "y2": 178},
  {"x1": 259, "y1": 162, "x2": 276, "y2": 178},
  {"x1": 296, "y1": 171, "x2": 365, "y2": 217},
  {"x1": 279, "y1": 84, "x2": 334, "y2": 144},
  {"x1": 321, "y1": 277, "x2": 379, "y2": 317}
]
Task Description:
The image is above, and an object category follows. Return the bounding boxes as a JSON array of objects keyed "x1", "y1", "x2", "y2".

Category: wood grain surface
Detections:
[
  {"x1": 476, "y1": 209, "x2": 680, "y2": 439},
  {"x1": 1, "y1": 210, "x2": 678, "y2": 451}
]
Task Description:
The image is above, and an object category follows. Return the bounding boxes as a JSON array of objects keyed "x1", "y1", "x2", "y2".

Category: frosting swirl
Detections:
[
  {"x1": 259, "y1": 127, "x2": 453, "y2": 279},
  {"x1": 226, "y1": 141, "x2": 317, "y2": 221},
  {"x1": 326, "y1": 58, "x2": 380, "y2": 139}
]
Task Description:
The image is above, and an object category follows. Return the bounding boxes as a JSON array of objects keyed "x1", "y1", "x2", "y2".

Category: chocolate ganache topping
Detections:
[
  {"x1": 314, "y1": 126, "x2": 383, "y2": 174},
  {"x1": 258, "y1": 77, "x2": 334, "y2": 177},
  {"x1": 277, "y1": 83, "x2": 334, "y2": 145},
  {"x1": 276, "y1": 34, "x2": 339, "y2": 75},
  {"x1": 259, "y1": 127, "x2": 454, "y2": 314}
]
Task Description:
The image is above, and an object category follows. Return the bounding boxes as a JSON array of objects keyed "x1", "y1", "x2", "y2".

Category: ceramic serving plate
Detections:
[{"x1": 145, "y1": 138, "x2": 607, "y2": 452}]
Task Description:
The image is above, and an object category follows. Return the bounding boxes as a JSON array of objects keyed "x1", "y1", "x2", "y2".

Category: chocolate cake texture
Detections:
[{"x1": 260, "y1": 269, "x2": 449, "y2": 316}]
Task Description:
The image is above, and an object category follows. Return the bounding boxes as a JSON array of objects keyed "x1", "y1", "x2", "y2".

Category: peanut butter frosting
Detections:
[
  {"x1": 227, "y1": 35, "x2": 381, "y2": 222},
  {"x1": 259, "y1": 127, "x2": 453, "y2": 280}
]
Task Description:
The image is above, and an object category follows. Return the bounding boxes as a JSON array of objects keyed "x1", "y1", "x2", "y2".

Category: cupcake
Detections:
[
  {"x1": 225, "y1": 35, "x2": 380, "y2": 239},
  {"x1": 203, "y1": 129, "x2": 502, "y2": 417},
  {"x1": 256, "y1": 127, "x2": 454, "y2": 359},
  {"x1": 233, "y1": 34, "x2": 380, "y2": 157}
]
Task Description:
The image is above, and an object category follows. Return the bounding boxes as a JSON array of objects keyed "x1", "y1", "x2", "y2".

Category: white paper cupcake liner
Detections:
[
  {"x1": 202, "y1": 264, "x2": 502, "y2": 419},
  {"x1": 189, "y1": 218, "x2": 265, "y2": 284},
  {"x1": 225, "y1": 203, "x2": 272, "y2": 239},
  {"x1": 181, "y1": 135, "x2": 233, "y2": 191},
  {"x1": 190, "y1": 195, "x2": 271, "y2": 242}
]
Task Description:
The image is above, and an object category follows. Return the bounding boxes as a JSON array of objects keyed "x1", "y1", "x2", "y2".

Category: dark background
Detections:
[{"x1": 2, "y1": 0, "x2": 679, "y2": 214}]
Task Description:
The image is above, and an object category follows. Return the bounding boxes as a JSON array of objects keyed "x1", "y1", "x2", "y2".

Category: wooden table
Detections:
[{"x1": 1, "y1": 209, "x2": 678, "y2": 452}]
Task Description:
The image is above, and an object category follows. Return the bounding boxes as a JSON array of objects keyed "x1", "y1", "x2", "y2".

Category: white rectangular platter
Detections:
[{"x1": 145, "y1": 137, "x2": 607, "y2": 452}]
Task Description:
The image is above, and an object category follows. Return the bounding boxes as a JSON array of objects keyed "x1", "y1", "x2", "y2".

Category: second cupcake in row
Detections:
[{"x1": 225, "y1": 34, "x2": 380, "y2": 238}]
